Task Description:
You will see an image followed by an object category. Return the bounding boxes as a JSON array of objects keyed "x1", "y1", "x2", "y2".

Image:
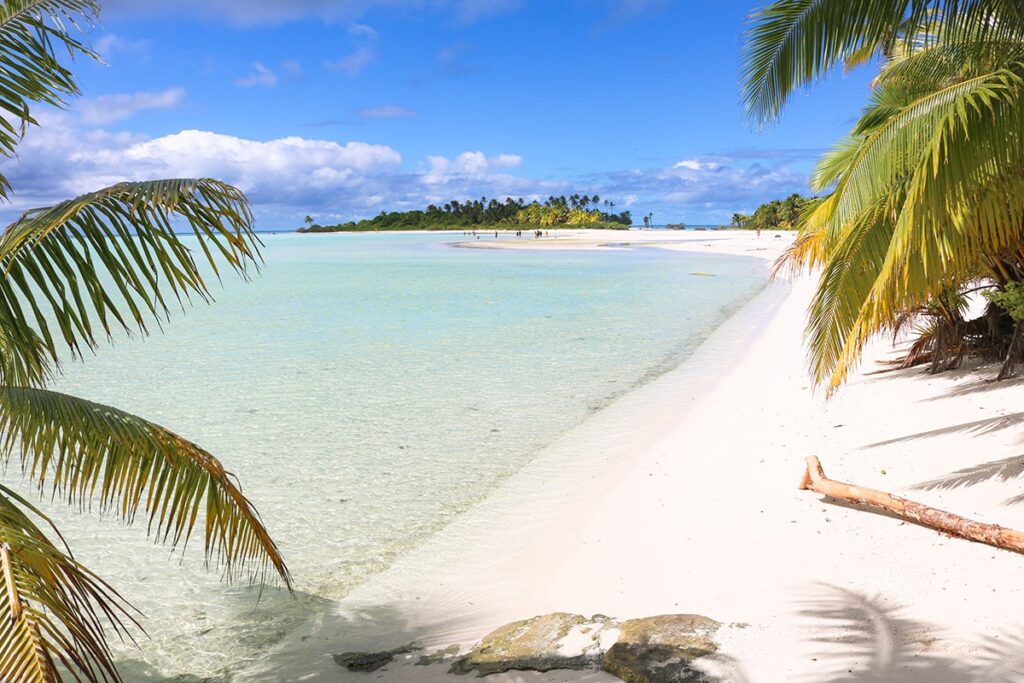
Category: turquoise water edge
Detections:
[{"x1": 6, "y1": 233, "x2": 768, "y2": 680}]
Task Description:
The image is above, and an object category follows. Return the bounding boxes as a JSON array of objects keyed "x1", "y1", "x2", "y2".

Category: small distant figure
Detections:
[
  {"x1": 494, "y1": 231, "x2": 498, "y2": 238},
  {"x1": 544, "y1": 230, "x2": 549, "y2": 237},
  {"x1": 756, "y1": 227, "x2": 761, "y2": 238}
]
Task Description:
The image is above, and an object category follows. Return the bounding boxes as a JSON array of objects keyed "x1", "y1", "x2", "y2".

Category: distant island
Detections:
[
  {"x1": 298, "y1": 195, "x2": 632, "y2": 232},
  {"x1": 730, "y1": 193, "x2": 810, "y2": 231}
]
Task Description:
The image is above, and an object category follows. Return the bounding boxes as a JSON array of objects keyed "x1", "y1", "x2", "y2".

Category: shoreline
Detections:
[
  {"x1": 238, "y1": 231, "x2": 790, "y2": 680},
  {"x1": 243, "y1": 230, "x2": 1024, "y2": 681}
]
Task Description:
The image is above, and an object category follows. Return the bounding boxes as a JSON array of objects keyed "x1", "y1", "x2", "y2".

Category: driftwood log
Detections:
[{"x1": 799, "y1": 456, "x2": 1024, "y2": 554}]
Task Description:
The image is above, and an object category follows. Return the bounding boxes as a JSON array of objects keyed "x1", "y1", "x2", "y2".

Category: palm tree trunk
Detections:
[{"x1": 998, "y1": 320, "x2": 1024, "y2": 380}]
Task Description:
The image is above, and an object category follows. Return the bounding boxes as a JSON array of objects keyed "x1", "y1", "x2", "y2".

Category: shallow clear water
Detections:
[{"x1": 7, "y1": 233, "x2": 766, "y2": 679}]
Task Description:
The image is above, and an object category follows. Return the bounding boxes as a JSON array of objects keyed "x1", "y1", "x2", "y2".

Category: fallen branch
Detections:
[{"x1": 799, "y1": 456, "x2": 1024, "y2": 554}]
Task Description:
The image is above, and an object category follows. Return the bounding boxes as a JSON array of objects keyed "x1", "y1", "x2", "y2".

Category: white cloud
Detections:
[
  {"x1": 355, "y1": 105, "x2": 417, "y2": 120},
  {"x1": 422, "y1": 151, "x2": 523, "y2": 184},
  {"x1": 0, "y1": 112, "x2": 809, "y2": 227},
  {"x1": 673, "y1": 159, "x2": 702, "y2": 171},
  {"x1": 328, "y1": 46, "x2": 376, "y2": 75},
  {"x1": 236, "y1": 62, "x2": 279, "y2": 88},
  {"x1": 75, "y1": 88, "x2": 186, "y2": 125},
  {"x1": 93, "y1": 33, "x2": 151, "y2": 59},
  {"x1": 348, "y1": 22, "x2": 379, "y2": 40},
  {"x1": 1, "y1": 120, "x2": 403, "y2": 214}
]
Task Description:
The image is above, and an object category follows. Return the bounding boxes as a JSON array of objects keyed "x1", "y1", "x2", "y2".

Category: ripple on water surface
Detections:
[{"x1": 7, "y1": 233, "x2": 767, "y2": 679}]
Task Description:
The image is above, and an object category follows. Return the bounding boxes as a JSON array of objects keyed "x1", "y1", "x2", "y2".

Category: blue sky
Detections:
[{"x1": 1, "y1": 0, "x2": 876, "y2": 227}]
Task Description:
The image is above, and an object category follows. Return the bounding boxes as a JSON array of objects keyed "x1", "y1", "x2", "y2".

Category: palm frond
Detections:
[
  {"x1": 0, "y1": 484, "x2": 136, "y2": 683},
  {"x1": 0, "y1": 179, "x2": 261, "y2": 386},
  {"x1": 805, "y1": 194, "x2": 897, "y2": 390},
  {"x1": 0, "y1": 0, "x2": 100, "y2": 200},
  {"x1": 740, "y1": 0, "x2": 1024, "y2": 125},
  {"x1": 860, "y1": 64, "x2": 1024, "y2": 325},
  {"x1": 741, "y1": 0, "x2": 910, "y2": 125},
  {"x1": 0, "y1": 386, "x2": 291, "y2": 589}
]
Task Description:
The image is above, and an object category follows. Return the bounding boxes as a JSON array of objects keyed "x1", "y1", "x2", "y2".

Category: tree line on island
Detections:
[
  {"x1": 298, "y1": 194, "x2": 633, "y2": 232},
  {"x1": 730, "y1": 193, "x2": 809, "y2": 231}
]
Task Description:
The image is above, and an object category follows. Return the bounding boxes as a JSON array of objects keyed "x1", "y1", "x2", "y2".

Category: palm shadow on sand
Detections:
[{"x1": 799, "y1": 584, "x2": 1024, "y2": 683}]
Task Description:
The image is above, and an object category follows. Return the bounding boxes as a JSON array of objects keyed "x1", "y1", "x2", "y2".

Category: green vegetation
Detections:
[
  {"x1": 742, "y1": 0, "x2": 1024, "y2": 391},
  {"x1": 0, "y1": 3, "x2": 289, "y2": 680},
  {"x1": 730, "y1": 194, "x2": 810, "y2": 231},
  {"x1": 298, "y1": 194, "x2": 633, "y2": 232}
]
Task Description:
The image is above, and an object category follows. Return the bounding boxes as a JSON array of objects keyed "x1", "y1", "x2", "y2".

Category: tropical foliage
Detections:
[
  {"x1": 742, "y1": 0, "x2": 1024, "y2": 391},
  {"x1": 0, "y1": 1, "x2": 290, "y2": 680},
  {"x1": 298, "y1": 194, "x2": 633, "y2": 231},
  {"x1": 731, "y1": 193, "x2": 810, "y2": 231}
]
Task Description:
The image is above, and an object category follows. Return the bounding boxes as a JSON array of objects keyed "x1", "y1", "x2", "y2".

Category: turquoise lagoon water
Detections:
[{"x1": 14, "y1": 233, "x2": 767, "y2": 679}]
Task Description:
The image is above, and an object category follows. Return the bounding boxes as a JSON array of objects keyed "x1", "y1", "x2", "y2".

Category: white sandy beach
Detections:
[{"x1": 242, "y1": 229, "x2": 1024, "y2": 682}]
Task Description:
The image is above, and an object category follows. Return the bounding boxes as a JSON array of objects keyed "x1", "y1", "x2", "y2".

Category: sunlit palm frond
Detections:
[
  {"x1": 0, "y1": 387, "x2": 291, "y2": 589},
  {"x1": 741, "y1": 0, "x2": 1024, "y2": 125},
  {"x1": 825, "y1": 66, "x2": 1022, "y2": 233},
  {"x1": 0, "y1": 484, "x2": 136, "y2": 683},
  {"x1": 0, "y1": 179, "x2": 260, "y2": 385},
  {"x1": 805, "y1": 194, "x2": 897, "y2": 390},
  {"x1": 0, "y1": 0, "x2": 99, "y2": 200},
  {"x1": 771, "y1": 195, "x2": 832, "y2": 278},
  {"x1": 863, "y1": 64, "x2": 1024, "y2": 322},
  {"x1": 800, "y1": 61, "x2": 1024, "y2": 388},
  {"x1": 741, "y1": 0, "x2": 910, "y2": 126}
]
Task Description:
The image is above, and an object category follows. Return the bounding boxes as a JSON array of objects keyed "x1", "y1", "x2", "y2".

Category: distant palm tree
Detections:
[
  {"x1": 0, "y1": 2, "x2": 290, "y2": 680},
  {"x1": 304, "y1": 214, "x2": 314, "y2": 226}
]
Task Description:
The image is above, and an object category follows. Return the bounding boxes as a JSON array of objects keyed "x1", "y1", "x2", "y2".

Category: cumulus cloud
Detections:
[
  {"x1": 235, "y1": 62, "x2": 279, "y2": 88},
  {"x1": 594, "y1": 155, "x2": 809, "y2": 223},
  {"x1": 0, "y1": 104, "x2": 810, "y2": 227},
  {"x1": 328, "y1": 46, "x2": 376, "y2": 75},
  {"x1": 422, "y1": 152, "x2": 523, "y2": 185},
  {"x1": 0, "y1": 114, "x2": 404, "y2": 214},
  {"x1": 75, "y1": 88, "x2": 186, "y2": 125}
]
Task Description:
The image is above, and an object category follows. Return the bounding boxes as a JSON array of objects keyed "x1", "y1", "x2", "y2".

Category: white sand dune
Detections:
[{"x1": 243, "y1": 230, "x2": 1024, "y2": 682}]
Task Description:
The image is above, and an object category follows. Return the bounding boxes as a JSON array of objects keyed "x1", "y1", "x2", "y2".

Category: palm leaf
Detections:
[
  {"x1": 0, "y1": 179, "x2": 261, "y2": 387},
  {"x1": 0, "y1": 484, "x2": 136, "y2": 683},
  {"x1": 0, "y1": 386, "x2": 291, "y2": 589},
  {"x1": 740, "y1": 0, "x2": 1024, "y2": 125},
  {"x1": 0, "y1": 0, "x2": 100, "y2": 199}
]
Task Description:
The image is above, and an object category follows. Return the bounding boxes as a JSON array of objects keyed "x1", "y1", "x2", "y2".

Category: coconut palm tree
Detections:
[
  {"x1": 0, "y1": 2, "x2": 290, "y2": 680},
  {"x1": 743, "y1": 0, "x2": 1024, "y2": 391}
]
